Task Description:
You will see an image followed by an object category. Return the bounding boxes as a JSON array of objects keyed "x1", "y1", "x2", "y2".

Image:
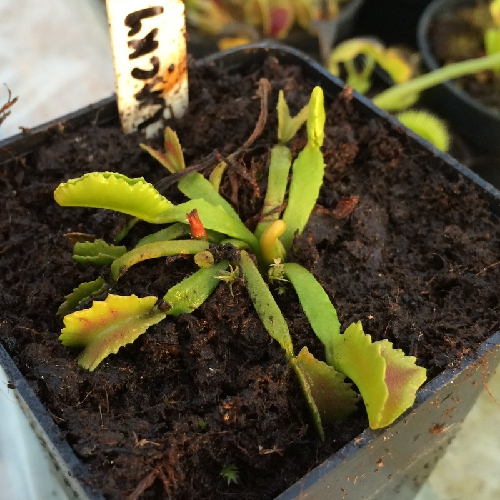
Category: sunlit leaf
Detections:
[
  {"x1": 277, "y1": 90, "x2": 309, "y2": 144},
  {"x1": 185, "y1": 0, "x2": 234, "y2": 35},
  {"x1": 73, "y1": 239, "x2": 127, "y2": 265},
  {"x1": 60, "y1": 294, "x2": 166, "y2": 371},
  {"x1": 254, "y1": 144, "x2": 291, "y2": 240},
  {"x1": 110, "y1": 239, "x2": 209, "y2": 281},
  {"x1": 140, "y1": 126, "x2": 185, "y2": 174},
  {"x1": 57, "y1": 277, "x2": 107, "y2": 317},
  {"x1": 396, "y1": 110, "x2": 450, "y2": 152},
  {"x1": 135, "y1": 222, "x2": 191, "y2": 248},
  {"x1": 328, "y1": 38, "x2": 412, "y2": 86},
  {"x1": 54, "y1": 172, "x2": 173, "y2": 223},
  {"x1": 283, "y1": 262, "x2": 340, "y2": 364},
  {"x1": 292, "y1": 347, "x2": 358, "y2": 439},
  {"x1": 281, "y1": 145, "x2": 325, "y2": 250},
  {"x1": 163, "y1": 260, "x2": 229, "y2": 315},
  {"x1": 178, "y1": 172, "x2": 240, "y2": 221},
  {"x1": 281, "y1": 87, "x2": 325, "y2": 251},
  {"x1": 331, "y1": 322, "x2": 426, "y2": 429},
  {"x1": 160, "y1": 199, "x2": 259, "y2": 252},
  {"x1": 240, "y1": 250, "x2": 294, "y2": 358}
]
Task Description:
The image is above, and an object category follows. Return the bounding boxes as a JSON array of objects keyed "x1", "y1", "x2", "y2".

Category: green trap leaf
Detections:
[
  {"x1": 73, "y1": 239, "x2": 127, "y2": 265},
  {"x1": 110, "y1": 239, "x2": 209, "y2": 281},
  {"x1": 54, "y1": 172, "x2": 173, "y2": 223},
  {"x1": 292, "y1": 347, "x2": 358, "y2": 440},
  {"x1": 60, "y1": 294, "x2": 166, "y2": 371},
  {"x1": 57, "y1": 277, "x2": 106, "y2": 317},
  {"x1": 332, "y1": 322, "x2": 426, "y2": 429}
]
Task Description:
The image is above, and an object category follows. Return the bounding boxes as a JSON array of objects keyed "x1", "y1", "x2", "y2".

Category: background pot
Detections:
[
  {"x1": 355, "y1": 0, "x2": 433, "y2": 47},
  {"x1": 1, "y1": 42, "x2": 500, "y2": 500},
  {"x1": 186, "y1": 0, "x2": 365, "y2": 60},
  {"x1": 417, "y1": 0, "x2": 500, "y2": 165}
]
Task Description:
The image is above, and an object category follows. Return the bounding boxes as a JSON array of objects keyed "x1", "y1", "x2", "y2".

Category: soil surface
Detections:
[
  {"x1": 428, "y1": 0, "x2": 500, "y2": 111},
  {"x1": 1, "y1": 53, "x2": 500, "y2": 500}
]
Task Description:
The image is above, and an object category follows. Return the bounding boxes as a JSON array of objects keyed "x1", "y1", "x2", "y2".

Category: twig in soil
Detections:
[
  {"x1": 154, "y1": 150, "x2": 220, "y2": 193},
  {"x1": 236, "y1": 78, "x2": 271, "y2": 153},
  {"x1": 127, "y1": 468, "x2": 171, "y2": 500},
  {"x1": 133, "y1": 431, "x2": 160, "y2": 448},
  {"x1": 476, "y1": 261, "x2": 500, "y2": 275},
  {"x1": 153, "y1": 78, "x2": 270, "y2": 199},
  {"x1": 0, "y1": 85, "x2": 18, "y2": 127}
]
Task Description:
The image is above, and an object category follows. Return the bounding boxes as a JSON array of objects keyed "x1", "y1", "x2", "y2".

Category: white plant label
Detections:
[{"x1": 105, "y1": 0, "x2": 188, "y2": 137}]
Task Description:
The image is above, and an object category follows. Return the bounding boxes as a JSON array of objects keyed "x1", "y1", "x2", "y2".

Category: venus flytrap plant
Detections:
[
  {"x1": 328, "y1": 37, "x2": 415, "y2": 94},
  {"x1": 328, "y1": 32, "x2": 500, "y2": 152},
  {"x1": 240, "y1": 251, "x2": 358, "y2": 439},
  {"x1": 373, "y1": 50, "x2": 500, "y2": 112},
  {"x1": 281, "y1": 263, "x2": 427, "y2": 429},
  {"x1": 54, "y1": 84, "x2": 426, "y2": 436}
]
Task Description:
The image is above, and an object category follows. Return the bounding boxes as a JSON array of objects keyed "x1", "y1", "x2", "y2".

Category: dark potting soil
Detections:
[
  {"x1": 427, "y1": 0, "x2": 500, "y2": 111},
  {"x1": 1, "y1": 54, "x2": 500, "y2": 500}
]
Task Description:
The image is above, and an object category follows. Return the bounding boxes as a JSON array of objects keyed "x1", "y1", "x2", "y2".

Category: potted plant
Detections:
[
  {"x1": 1, "y1": 42, "x2": 500, "y2": 500},
  {"x1": 185, "y1": 0, "x2": 365, "y2": 62},
  {"x1": 324, "y1": 25, "x2": 500, "y2": 185},
  {"x1": 417, "y1": 0, "x2": 500, "y2": 185}
]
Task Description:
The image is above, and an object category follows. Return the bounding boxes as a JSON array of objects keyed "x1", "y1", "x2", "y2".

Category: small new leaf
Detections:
[
  {"x1": 73, "y1": 239, "x2": 127, "y2": 265},
  {"x1": 59, "y1": 294, "x2": 167, "y2": 371},
  {"x1": 57, "y1": 277, "x2": 107, "y2": 317},
  {"x1": 140, "y1": 126, "x2": 185, "y2": 173},
  {"x1": 220, "y1": 463, "x2": 239, "y2": 485},
  {"x1": 277, "y1": 90, "x2": 309, "y2": 144}
]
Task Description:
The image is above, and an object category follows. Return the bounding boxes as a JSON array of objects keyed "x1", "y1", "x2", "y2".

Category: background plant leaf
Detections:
[{"x1": 60, "y1": 294, "x2": 166, "y2": 371}]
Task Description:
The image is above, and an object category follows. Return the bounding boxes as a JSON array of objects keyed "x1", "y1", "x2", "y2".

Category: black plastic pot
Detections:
[
  {"x1": 354, "y1": 0, "x2": 432, "y2": 47},
  {"x1": 417, "y1": 0, "x2": 500, "y2": 158},
  {"x1": 1, "y1": 42, "x2": 500, "y2": 500},
  {"x1": 186, "y1": 0, "x2": 365, "y2": 60}
]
